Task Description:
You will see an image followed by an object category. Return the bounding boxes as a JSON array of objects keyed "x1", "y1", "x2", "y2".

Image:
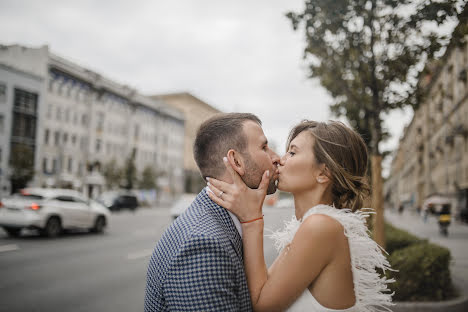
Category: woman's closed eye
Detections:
[{"x1": 288, "y1": 151, "x2": 295, "y2": 156}]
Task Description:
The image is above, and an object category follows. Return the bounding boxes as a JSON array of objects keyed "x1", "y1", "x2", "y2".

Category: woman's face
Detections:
[{"x1": 277, "y1": 131, "x2": 322, "y2": 194}]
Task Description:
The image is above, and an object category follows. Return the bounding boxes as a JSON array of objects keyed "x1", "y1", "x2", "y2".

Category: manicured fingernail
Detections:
[
  {"x1": 206, "y1": 177, "x2": 210, "y2": 181},
  {"x1": 207, "y1": 181, "x2": 211, "y2": 186},
  {"x1": 266, "y1": 170, "x2": 270, "y2": 177},
  {"x1": 223, "y1": 157, "x2": 228, "y2": 162}
]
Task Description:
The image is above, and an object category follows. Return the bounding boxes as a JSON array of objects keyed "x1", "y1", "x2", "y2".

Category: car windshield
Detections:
[{"x1": 15, "y1": 192, "x2": 44, "y2": 200}]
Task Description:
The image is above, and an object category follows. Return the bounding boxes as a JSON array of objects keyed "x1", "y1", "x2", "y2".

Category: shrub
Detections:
[
  {"x1": 386, "y1": 242, "x2": 457, "y2": 301},
  {"x1": 384, "y1": 222, "x2": 424, "y2": 254}
]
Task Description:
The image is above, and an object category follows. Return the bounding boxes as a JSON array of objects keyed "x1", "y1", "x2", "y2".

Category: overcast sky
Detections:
[{"x1": 0, "y1": 0, "x2": 414, "y2": 176}]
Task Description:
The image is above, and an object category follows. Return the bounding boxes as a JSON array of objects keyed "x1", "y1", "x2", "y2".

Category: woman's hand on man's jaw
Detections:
[{"x1": 206, "y1": 157, "x2": 270, "y2": 222}]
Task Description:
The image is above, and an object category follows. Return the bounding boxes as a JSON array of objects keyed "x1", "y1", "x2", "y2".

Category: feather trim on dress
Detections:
[{"x1": 269, "y1": 204, "x2": 395, "y2": 312}]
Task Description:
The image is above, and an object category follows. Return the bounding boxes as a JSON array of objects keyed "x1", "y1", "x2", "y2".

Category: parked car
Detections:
[
  {"x1": 97, "y1": 191, "x2": 139, "y2": 212},
  {"x1": 170, "y1": 193, "x2": 198, "y2": 219},
  {"x1": 0, "y1": 188, "x2": 110, "y2": 238}
]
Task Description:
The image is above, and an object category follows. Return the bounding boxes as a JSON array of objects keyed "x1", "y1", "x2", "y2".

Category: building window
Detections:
[
  {"x1": 56, "y1": 107, "x2": 61, "y2": 121},
  {"x1": 0, "y1": 115, "x2": 4, "y2": 134},
  {"x1": 68, "y1": 157, "x2": 73, "y2": 173},
  {"x1": 0, "y1": 83, "x2": 6, "y2": 102},
  {"x1": 54, "y1": 131, "x2": 60, "y2": 146},
  {"x1": 95, "y1": 139, "x2": 101, "y2": 153},
  {"x1": 47, "y1": 104, "x2": 53, "y2": 119},
  {"x1": 52, "y1": 158, "x2": 57, "y2": 174},
  {"x1": 14, "y1": 88, "x2": 38, "y2": 114},
  {"x1": 82, "y1": 113, "x2": 88, "y2": 126},
  {"x1": 43, "y1": 157, "x2": 48, "y2": 173},
  {"x1": 44, "y1": 129, "x2": 49, "y2": 145},
  {"x1": 96, "y1": 111, "x2": 104, "y2": 132},
  {"x1": 71, "y1": 134, "x2": 77, "y2": 146},
  {"x1": 63, "y1": 132, "x2": 68, "y2": 144}
]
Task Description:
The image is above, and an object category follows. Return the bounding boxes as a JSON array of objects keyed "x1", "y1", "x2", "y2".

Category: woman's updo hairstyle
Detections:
[{"x1": 286, "y1": 120, "x2": 370, "y2": 212}]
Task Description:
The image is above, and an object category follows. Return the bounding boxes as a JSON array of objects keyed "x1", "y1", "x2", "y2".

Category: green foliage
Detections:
[
  {"x1": 386, "y1": 242, "x2": 456, "y2": 301},
  {"x1": 286, "y1": 0, "x2": 462, "y2": 154},
  {"x1": 102, "y1": 159, "x2": 123, "y2": 189},
  {"x1": 10, "y1": 143, "x2": 35, "y2": 193},
  {"x1": 139, "y1": 166, "x2": 157, "y2": 189},
  {"x1": 123, "y1": 149, "x2": 137, "y2": 190},
  {"x1": 383, "y1": 223, "x2": 456, "y2": 301},
  {"x1": 384, "y1": 222, "x2": 424, "y2": 254}
]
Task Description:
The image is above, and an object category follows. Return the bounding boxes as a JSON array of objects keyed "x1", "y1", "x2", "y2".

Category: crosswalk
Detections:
[{"x1": 0, "y1": 244, "x2": 20, "y2": 253}]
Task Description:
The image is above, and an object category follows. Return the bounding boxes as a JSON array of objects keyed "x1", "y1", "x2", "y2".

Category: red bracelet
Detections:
[{"x1": 240, "y1": 215, "x2": 264, "y2": 224}]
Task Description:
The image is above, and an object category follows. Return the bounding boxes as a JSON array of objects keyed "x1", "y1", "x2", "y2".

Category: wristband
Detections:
[{"x1": 240, "y1": 215, "x2": 264, "y2": 224}]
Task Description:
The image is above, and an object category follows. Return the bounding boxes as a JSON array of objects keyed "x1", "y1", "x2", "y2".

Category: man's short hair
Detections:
[{"x1": 194, "y1": 113, "x2": 261, "y2": 179}]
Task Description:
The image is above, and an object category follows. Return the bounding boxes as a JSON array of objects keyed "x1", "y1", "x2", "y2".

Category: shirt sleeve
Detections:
[{"x1": 163, "y1": 235, "x2": 240, "y2": 311}]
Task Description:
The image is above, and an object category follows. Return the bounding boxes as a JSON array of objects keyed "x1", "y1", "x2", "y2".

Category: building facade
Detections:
[
  {"x1": 384, "y1": 33, "x2": 468, "y2": 217},
  {"x1": 0, "y1": 44, "x2": 185, "y2": 199},
  {"x1": 151, "y1": 92, "x2": 220, "y2": 193}
]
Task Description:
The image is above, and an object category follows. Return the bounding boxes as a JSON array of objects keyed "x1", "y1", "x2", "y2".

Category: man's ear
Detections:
[{"x1": 226, "y1": 149, "x2": 245, "y2": 176}]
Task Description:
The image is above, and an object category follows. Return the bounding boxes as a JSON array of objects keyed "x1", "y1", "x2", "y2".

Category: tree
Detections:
[
  {"x1": 9, "y1": 144, "x2": 35, "y2": 193},
  {"x1": 123, "y1": 148, "x2": 137, "y2": 190},
  {"x1": 102, "y1": 159, "x2": 123, "y2": 189},
  {"x1": 287, "y1": 0, "x2": 463, "y2": 247},
  {"x1": 139, "y1": 166, "x2": 157, "y2": 189}
]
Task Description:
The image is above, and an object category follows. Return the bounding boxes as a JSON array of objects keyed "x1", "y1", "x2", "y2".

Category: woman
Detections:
[{"x1": 207, "y1": 120, "x2": 394, "y2": 312}]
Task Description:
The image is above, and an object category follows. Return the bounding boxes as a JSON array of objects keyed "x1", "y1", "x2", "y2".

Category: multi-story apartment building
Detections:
[
  {"x1": 0, "y1": 44, "x2": 185, "y2": 199},
  {"x1": 152, "y1": 92, "x2": 221, "y2": 193},
  {"x1": 384, "y1": 31, "x2": 468, "y2": 217}
]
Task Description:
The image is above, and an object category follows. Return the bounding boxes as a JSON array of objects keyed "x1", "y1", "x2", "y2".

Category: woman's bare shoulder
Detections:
[{"x1": 297, "y1": 213, "x2": 345, "y2": 243}]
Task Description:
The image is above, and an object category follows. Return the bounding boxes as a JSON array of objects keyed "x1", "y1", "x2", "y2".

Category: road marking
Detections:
[
  {"x1": 0, "y1": 244, "x2": 20, "y2": 253},
  {"x1": 127, "y1": 249, "x2": 153, "y2": 260}
]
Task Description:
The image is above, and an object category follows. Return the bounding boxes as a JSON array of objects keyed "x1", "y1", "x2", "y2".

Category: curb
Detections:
[{"x1": 392, "y1": 277, "x2": 468, "y2": 312}]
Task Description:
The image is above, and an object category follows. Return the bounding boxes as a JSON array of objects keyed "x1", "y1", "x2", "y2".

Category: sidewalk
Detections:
[{"x1": 385, "y1": 208, "x2": 468, "y2": 311}]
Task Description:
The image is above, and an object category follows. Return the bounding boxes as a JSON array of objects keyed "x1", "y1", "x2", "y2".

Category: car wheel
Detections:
[
  {"x1": 42, "y1": 217, "x2": 62, "y2": 238},
  {"x1": 3, "y1": 227, "x2": 22, "y2": 237},
  {"x1": 91, "y1": 216, "x2": 106, "y2": 233}
]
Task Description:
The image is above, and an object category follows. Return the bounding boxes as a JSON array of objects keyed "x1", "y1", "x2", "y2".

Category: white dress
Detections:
[{"x1": 269, "y1": 205, "x2": 395, "y2": 312}]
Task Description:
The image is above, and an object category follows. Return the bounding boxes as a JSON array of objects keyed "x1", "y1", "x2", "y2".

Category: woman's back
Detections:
[{"x1": 271, "y1": 205, "x2": 394, "y2": 312}]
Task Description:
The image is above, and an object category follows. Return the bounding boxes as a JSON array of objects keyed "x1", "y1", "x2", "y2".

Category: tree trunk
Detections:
[{"x1": 371, "y1": 154, "x2": 385, "y2": 248}]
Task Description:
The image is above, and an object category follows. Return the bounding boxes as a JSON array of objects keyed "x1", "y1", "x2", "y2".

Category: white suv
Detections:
[{"x1": 0, "y1": 188, "x2": 110, "y2": 238}]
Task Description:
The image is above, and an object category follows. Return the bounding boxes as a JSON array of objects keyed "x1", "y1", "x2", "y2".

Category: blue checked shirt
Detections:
[{"x1": 145, "y1": 188, "x2": 252, "y2": 311}]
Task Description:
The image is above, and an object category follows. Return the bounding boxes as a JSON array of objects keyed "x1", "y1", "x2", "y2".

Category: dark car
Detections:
[{"x1": 98, "y1": 191, "x2": 139, "y2": 212}]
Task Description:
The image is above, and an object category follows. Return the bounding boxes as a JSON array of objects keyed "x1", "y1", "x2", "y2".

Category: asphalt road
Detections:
[{"x1": 0, "y1": 205, "x2": 295, "y2": 312}]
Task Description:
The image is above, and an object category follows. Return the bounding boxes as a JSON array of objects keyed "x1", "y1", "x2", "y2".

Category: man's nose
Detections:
[{"x1": 270, "y1": 150, "x2": 280, "y2": 166}]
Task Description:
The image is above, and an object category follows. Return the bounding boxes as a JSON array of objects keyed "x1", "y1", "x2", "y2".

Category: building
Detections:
[
  {"x1": 384, "y1": 29, "x2": 468, "y2": 217},
  {"x1": 0, "y1": 44, "x2": 185, "y2": 199},
  {"x1": 151, "y1": 92, "x2": 221, "y2": 193}
]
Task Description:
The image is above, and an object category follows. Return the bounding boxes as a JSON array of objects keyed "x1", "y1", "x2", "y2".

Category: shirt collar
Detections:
[{"x1": 228, "y1": 211, "x2": 243, "y2": 238}]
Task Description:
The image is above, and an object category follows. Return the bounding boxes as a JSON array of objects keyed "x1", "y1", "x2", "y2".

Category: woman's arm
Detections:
[{"x1": 242, "y1": 215, "x2": 339, "y2": 311}]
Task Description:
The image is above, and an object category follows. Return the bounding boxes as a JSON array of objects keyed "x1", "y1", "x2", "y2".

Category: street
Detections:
[
  {"x1": 385, "y1": 208, "x2": 468, "y2": 289},
  {"x1": 0, "y1": 206, "x2": 295, "y2": 312}
]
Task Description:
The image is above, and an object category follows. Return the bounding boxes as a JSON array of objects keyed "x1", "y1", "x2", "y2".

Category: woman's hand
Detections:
[{"x1": 207, "y1": 157, "x2": 270, "y2": 222}]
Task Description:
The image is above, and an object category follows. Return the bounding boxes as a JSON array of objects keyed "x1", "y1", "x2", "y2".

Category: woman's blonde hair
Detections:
[{"x1": 287, "y1": 120, "x2": 370, "y2": 212}]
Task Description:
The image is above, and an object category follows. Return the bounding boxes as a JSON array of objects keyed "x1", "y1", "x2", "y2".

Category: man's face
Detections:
[{"x1": 241, "y1": 121, "x2": 280, "y2": 194}]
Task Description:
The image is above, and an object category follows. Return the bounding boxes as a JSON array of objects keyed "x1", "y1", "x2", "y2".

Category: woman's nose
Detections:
[{"x1": 279, "y1": 155, "x2": 287, "y2": 165}]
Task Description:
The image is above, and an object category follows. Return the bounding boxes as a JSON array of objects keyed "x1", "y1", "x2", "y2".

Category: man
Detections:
[{"x1": 145, "y1": 113, "x2": 279, "y2": 311}]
